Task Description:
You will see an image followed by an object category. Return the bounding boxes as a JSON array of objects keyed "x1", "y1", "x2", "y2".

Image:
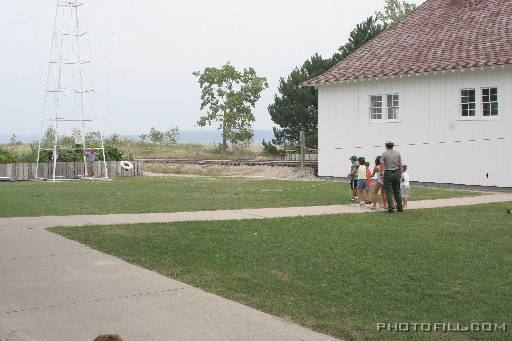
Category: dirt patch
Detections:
[{"x1": 144, "y1": 163, "x2": 316, "y2": 180}]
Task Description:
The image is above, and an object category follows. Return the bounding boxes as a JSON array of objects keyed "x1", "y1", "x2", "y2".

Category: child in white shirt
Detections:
[{"x1": 401, "y1": 165, "x2": 411, "y2": 208}]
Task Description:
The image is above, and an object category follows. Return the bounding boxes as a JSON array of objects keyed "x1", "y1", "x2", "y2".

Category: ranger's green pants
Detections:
[{"x1": 383, "y1": 170, "x2": 402, "y2": 212}]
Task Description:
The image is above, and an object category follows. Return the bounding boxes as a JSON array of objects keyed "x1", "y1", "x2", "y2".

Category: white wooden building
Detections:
[{"x1": 306, "y1": 0, "x2": 512, "y2": 187}]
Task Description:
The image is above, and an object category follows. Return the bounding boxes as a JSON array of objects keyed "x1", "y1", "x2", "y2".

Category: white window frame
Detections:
[
  {"x1": 369, "y1": 95, "x2": 383, "y2": 120},
  {"x1": 386, "y1": 93, "x2": 400, "y2": 120},
  {"x1": 481, "y1": 87, "x2": 499, "y2": 117},
  {"x1": 460, "y1": 88, "x2": 476, "y2": 118},
  {"x1": 458, "y1": 86, "x2": 500, "y2": 121},
  {"x1": 370, "y1": 93, "x2": 400, "y2": 122}
]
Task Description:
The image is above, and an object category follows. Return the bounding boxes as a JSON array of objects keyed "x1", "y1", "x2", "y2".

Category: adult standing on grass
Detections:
[
  {"x1": 381, "y1": 140, "x2": 403, "y2": 213},
  {"x1": 84, "y1": 147, "x2": 96, "y2": 177}
]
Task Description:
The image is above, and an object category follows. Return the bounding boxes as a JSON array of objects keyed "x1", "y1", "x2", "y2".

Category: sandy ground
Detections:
[{"x1": 144, "y1": 163, "x2": 316, "y2": 180}]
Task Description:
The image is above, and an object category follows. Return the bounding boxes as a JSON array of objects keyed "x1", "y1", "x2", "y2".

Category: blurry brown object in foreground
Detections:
[{"x1": 94, "y1": 335, "x2": 124, "y2": 341}]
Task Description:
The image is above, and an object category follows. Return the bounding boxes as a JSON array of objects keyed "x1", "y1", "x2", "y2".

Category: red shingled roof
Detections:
[{"x1": 306, "y1": 0, "x2": 512, "y2": 85}]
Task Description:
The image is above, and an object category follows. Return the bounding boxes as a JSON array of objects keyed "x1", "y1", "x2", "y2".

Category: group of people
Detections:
[{"x1": 347, "y1": 140, "x2": 410, "y2": 213}]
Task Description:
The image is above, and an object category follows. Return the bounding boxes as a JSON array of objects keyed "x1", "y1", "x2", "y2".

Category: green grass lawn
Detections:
[
  {"x1": 0, "y1": 176, "x2": 479, "y2": 217},
  {"x1": 51, "y1": 202, "x2": 512, "y2": 341}
]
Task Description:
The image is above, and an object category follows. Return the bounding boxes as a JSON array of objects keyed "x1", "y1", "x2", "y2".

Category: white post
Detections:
[
  {"x1": 52, "y1": 131, "x2": 58, "y2": 182},
  {"x1": 100, "y1": 134, "x2": 109, "y2": 180},
  {"x1": 300, "y1": 130, "x2": 305, "y2": 170}
]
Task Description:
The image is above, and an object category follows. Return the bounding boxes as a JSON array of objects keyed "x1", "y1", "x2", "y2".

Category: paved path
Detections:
[
  {"x1": 3, "y1": 193, "x2": 512, "y2": 230},
  {"x1": 1, "y1": 193, "x2": 511, "y2": 341}
]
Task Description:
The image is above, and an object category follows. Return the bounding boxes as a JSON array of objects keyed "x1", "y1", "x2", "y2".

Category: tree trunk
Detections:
[{"x1": 222, "y1": 125, "x2": 228, "y2": 152}]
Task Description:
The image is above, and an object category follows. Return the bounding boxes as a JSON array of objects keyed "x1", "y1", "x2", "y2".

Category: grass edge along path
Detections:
[
  {"x1": 51, "y1": 202, "x2": 512, "y2": 341},
  {"x1": 0, "y1": 176, "x2": 482, "y2": 218}
]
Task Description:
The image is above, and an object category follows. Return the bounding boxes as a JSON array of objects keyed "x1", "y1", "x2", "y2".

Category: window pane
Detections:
[
  {"x1": 482, "y1": 88, "x2": 498, "y2": 116},
  {"x1": 385, "y1": 94, "x2": 399, "y2": 120},
  {"x1": 461, "y1": 89, "x2": 475, "y2": 117},
  {"x1": 462, "y1": 104, "x2": 468, "y2": 116},
  {"x1": 483, "y1": 103, "x2": 490, "y2": 116},
  {"x1": 388, "y1": 108, "x2": 398, "y2": 120},
  {"x1": 370, "y1": 95, "x2": 383, "y2": 120},
  {"x1": 491, "y1": 102, "x2": 499, "y2": 116}
]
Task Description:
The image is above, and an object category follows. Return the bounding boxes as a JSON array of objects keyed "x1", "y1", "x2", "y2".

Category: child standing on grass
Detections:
[
  {"x1": 356, "y1": 157, "x2": 367, "y2": 207},
  {"x1": 371, "y1": 156, "x2": 388, "y2": 210},
  {"x1": 401, "y1": 165, "x2": 411, "y2": 208},
  {"x1": 364, "y1": 161, "x2": 372, "y2": 204},
  {"x1": 347, "y1": 156, "x2": 359, "y2": 201}
]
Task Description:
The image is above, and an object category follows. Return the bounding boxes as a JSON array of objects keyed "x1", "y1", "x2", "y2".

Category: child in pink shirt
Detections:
[{"x1": 364, "y1": 161, "x2": 372, "y2": 204}]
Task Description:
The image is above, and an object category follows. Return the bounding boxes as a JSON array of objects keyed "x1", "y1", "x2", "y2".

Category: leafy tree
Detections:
[
  {"x1": 8, "y1": 134, "x2": 21, "y2": 146},
  {"x1": 268, "y1": 1, "x2": 416, "y2": 149},
  {"x1": 164, "y1": 126, "x2": 180, "y2": 145},
  {"x1": 107, "y1": 133, "x2": 122, "y2": 147},
  {"x1": 262, "y1": 139, "x2": 280, "y2": 156},
  {"x1": 0, "y1": 148, "x2": 17, "y2": 164},
  {"x1": 375, "y1": 0, "x2": 417, "y2": 26},
  {"x1": 268, "y1": 54, "x2": 336, "y2": 148},
  {"x1": 193, "y1": 62, "x2": 268, "y2": 150},
  {"x1": 85, "y1": 131, "x2": 102, "y2": 146},
  {"x1": 37, "y1": 144, "x2": 131, "y2": 162},
  {"x1": 332, "y1": 16, "x2": 385, "y2": 63},
  {"x1": 149, "y1": 127, "x2": 165, "y2": 145},
  {"x1": 103, "y1": 145, "x2": 133, "y2": 161},
  {"x1": 140, "y1": 127, "x2": 180, "y2": 145},
  {"x1": 40, "y1": 126, "x2": 56, "y2": 149},
  {"x1": 269, "y1": 19, "x2": 384, "y2": 148}
]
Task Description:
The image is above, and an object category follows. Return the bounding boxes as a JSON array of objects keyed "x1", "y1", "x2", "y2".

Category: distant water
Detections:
[{"x1": 0, "y1": 130, "x2": 275, "y2": 146}]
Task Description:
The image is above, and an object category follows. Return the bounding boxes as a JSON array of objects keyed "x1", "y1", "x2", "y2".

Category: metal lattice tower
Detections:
[{"x1": 36, "y1": 0, "x2": 108, "y2": 181}]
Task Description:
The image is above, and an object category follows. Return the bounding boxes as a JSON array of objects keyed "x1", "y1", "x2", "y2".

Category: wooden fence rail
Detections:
[
  {"x1": 0, "y1": 161, "x2": 144, "y2": 181},
  {"x1": 284, "y1": 154, "x2": 318, "y2": 162}
]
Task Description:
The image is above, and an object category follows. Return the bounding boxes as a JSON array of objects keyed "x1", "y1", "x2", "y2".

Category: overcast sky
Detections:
[{"x1": 1, "y1": 0, "x2": 424, "y2": 135}]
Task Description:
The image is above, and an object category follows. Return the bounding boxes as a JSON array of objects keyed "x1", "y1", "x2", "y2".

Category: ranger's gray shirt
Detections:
[
  {"x1": 381, "y1": 149, "x2": 401, "y2": 171},
  {"x1": 85, "y1": 151, "x2": 96, "y2": 163}
]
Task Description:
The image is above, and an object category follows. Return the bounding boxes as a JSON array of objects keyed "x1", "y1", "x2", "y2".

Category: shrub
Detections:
[
  {"x1": 262, "y1": 139, "x2": 280, "y2": 156},
  {"x1": 0, "y1": 148, "x2": 17, "y2": 164},
  {"x1": 33, "y1": 145, "x2": 133, "y2": 163},
  {"x1": 104, "y1": 145, "x2": 134, "y2": 161}
]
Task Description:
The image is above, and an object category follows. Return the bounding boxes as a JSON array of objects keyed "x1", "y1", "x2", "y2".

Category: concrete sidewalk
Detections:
[
  {"x1": 2, "y1": 193, "x2": 512, "y2": 230},
  {"x1": 1, "y1": 193, "x2": 511, "y2": 341},
  {"x1": 0, "y1": 228, "x2": 338, "y2": 341}
]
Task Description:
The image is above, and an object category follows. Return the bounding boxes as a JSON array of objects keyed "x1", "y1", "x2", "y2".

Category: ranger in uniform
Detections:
[{"x1": 381, "y1": 140, "x2": 403, "y2": 213}]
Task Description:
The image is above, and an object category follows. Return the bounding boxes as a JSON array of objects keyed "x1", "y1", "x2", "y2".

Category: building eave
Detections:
[{"x1": 303, "y1": 63, "x2": 510, "y2": 88}]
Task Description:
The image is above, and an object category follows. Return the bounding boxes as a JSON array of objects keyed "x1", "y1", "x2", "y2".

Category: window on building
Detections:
[
  {"x1": 387, "y1": 94, "x2": 399, "y2": 120},
  {"x1": 461, "y1": 89, "x2": 476, "y2": 117},
  {"x1": 370, "y1": 95, "x2": 383, "y2": 120},
  {"x1": 482, "y1": 87, "x2": 498, "y2": 117}
]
